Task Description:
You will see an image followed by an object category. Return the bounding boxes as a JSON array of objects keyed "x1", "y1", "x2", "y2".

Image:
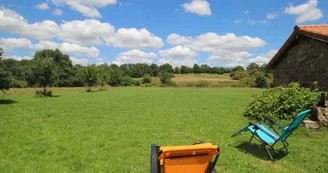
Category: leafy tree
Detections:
[
  {"x1": 72, "y1": 65, "x2": 85, "y2": 87},
  {"x1": 159, "y1": 63, "x2": 173, "y2": 73},
  {"x1": 193, "y1": 64, "x2": 201, "y2": 73},
  {"x1": 83, "y1": 64, "x2": 98, "y2": 92},
  {"x1": 200, "y1": 64, "x2": 211, "y2": 73},
  {"x1": 254, "y1": 75, "x2": 268, "y2": 88},
  {"x1": 31, "y1": 57, "x2": 57, "y2": 96},
  {"x1": 0, "y1": 48, "x2": 11, "y2": 92},
  {"x1": 231, "y1": 65, "x2": 244, "y2": 72},
  {"x1": 150, "y1": 64, "x2": 159, "y2": 76},
  {"x1": 108, "y1": 69, "x2": 122, "y2": 86},
  {"x1": 174, "y1": 67, "x2": 180, "y2": 74},
  {"x1": 216, "y1": 67, "x2": 226, "y2": 74},
  {"x1": 34, "y1": 49, "x2": 74, "y2": 87},
  {"x1": 180, "y1": 65, "x2": 191, "y2": 74},
  {"x1": 246, "y1": 63, "x2": 260, "y2": 71},
  {"x1": 98, "y1": 64, "x2": 110, "y2": 90}
]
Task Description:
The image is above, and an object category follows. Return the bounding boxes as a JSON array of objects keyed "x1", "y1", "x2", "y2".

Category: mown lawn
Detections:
[{"x1": 0, "y1": 88, "x2": 327, "y2": 173}]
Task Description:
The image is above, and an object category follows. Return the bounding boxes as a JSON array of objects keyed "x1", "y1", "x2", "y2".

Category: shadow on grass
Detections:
[
  {"x1": 0, "y1": 99, "x2": 17, "y2": 104},
  {"x1": 235, "y1": 142, "x2": 288, "y2": 161}
]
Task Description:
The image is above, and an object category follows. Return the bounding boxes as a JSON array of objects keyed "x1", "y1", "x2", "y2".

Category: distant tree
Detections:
[
  {"x1": 255, "y1": 75, "x2": 268, "y2": 88},
  {"x1": 159, "y1": 63, "x2": 173, "y2": 73},
  {"x1": 83, "y1": 64, "x2": 98, "y2": 92},
  {"x1": 98, "y1": 64, "x2": 110, "y2": 91},
  {"x1": 72, "y1": 65, "x2": 85, "y2": 87},
  {"x1": 200, "y1": 64, "x2": 211, "y2": 73},
  {"x1": 108, "y1": 69, "x2": 122, "y2": 86},
  {"x1": 193, "y1": 64, "x2": 200, "y2": 73},
  {"x1": 217, "y1": 67, "x2": 226, "y2": 74},
  {"x1": 231, "y1": 65, "x2": 245, "y2": 72},
  {"x1": 0, "y1": 47, "x2": 11, "y2": 92},
  {"x1": 174, "y1": 67, "x2": 180, "y2": 74},
  {"x1": 31, "y1": 57, "x2": 57, "y2": 96},
  {"x1": 159, "y1": 73, "x2": 173, "y2": 85},
  {"x1": 246, "y1": 63, "x2": 260, "y2": 71},
  {"x1": 150, "y1": 64, "x2": 159, "y2": 76},
  {"x1": 180, "y1": 65, "x2": 191, "y2": 74}
]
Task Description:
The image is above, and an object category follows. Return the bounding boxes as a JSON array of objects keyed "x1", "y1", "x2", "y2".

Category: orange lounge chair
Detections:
[{"x1": 150, "y1": 142, "x2": 220, "y2": 173}]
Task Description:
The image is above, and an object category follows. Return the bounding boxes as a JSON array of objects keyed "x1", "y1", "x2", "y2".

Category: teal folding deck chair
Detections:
[{"x1": 232, "y1": 110, "x2": 311, "y2": 160}]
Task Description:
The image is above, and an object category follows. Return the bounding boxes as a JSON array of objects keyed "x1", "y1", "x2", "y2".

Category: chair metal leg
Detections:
[{"x1": 264, "y1": 145, "x2": 274, "y2": 161}]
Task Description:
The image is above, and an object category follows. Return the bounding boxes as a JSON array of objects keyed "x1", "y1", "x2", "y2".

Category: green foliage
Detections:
[
  {"x1": 72, "y1": 65, "x2": 85, "y2": 87},
  {"x1": 246, "y1": 63, "x2": 261, "y2": 71},
  {"x1": 30, "y1": 57, "x2": 57, "y2": 94},
  {"x1": 159, "y1": 63, "x2": 173, "y2": 73},
  {"x1": 244, "y1": 83, "x2": 321, "y2": 120},
  {"x1": 119, "y1": 76, "x2": 139, "y2": 86},
  {"x1": 142, "y1": 74, "x2": 152, "y2": 84},
  {"x1": 159, "y1": 73, "x2": 173, "y2": 85},
  {"x1": 98, "y1": 64, "x2": 110, "y2": 90},
  {"x1": 239, "y1": 77, "x2": 256, "y2": 87},
  {"x1": 35, "y1": 90, "x2": 52, "y2": 97},
  {"x1": 0, "y1": 66, "x2": 11, "y2": 92},
  {"x1": 10, "y1": 79, "x2": 28, "y2": 88},
  {"x1": 254, "y1": 75, "x2": 268, "y2": 88},
  {"x1": 83, "y1": 65, "x2": 98, "y2": 92},
  {"x1": 108, "y1": 69, "x2": 122, "y2": 86},
  {"x1": 192, "y1": 63, "x2": 201, "y2": 73},
  {"x1": 231, "y1": 70, "x2": 249, "y2": 80},
  {"x1": 232, "y1": 65, "x2": 245, "y2": 72}
]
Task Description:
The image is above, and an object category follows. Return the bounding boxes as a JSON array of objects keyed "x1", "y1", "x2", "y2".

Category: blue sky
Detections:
[{"x1": 0, "y1": 0, "x2": 327, "y2": 67}]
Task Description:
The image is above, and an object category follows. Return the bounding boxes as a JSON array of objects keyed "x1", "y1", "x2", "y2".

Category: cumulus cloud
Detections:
[
  {"x1": 3, "y1": 55, "x2": 32, "y2": 61},
  {"x1": 158, "y1": 58, "x2": 198, "y2": 67},
  {"x1": 159, "y1": 46, "x2": 198, "y2": 59},
  {"x1": 35, "y1": 2, "x2": 49, "y2": 10},
  {"x1": 105, "y1": 28, "x2": 164, "y2": 49},
  {"x1": 34, "y1": 41, "x2": 100, "y2": 57},
  {"x1": 284, "y1": 0, "x2": 323, "y2": 23},
  {"x1": 182, "y1": 0, "x2": 212, "y2": 16},
  {"x1": 247, "y1": 50, "x2": 278, "y2": 65},
  {"x1": 166, "y1": 32, "x2": 266, "y2": 65},
  {"x1": 234, "y1": 19, "x2": 242, "y2": 24},
  {"x1": 53, "y1": 9, "x2": 63, "y2": 16},
  {"x1": 60, "y1": 19, "x2": 115, "y2": 45},
  {"x1": 70, "y1": 57, "x2": 90, "y2": 66},
  {"x1": 0, "y1": 38, "x2": 33, "y2": 50},
  {"x1": 50, "y1": 0, "x2": 116, "y2": 18},
  {"x1": 113, "y1": 49, "x2": 157, "y2": 65}
]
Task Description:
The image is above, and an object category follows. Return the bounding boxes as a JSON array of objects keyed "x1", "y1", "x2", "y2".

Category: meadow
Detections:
[{"x1": 0, "y1": 88, "x2": 327, "y2": 173}]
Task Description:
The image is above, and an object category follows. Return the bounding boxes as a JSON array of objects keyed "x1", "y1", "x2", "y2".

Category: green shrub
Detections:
[
  {"x1": 231, "y1": 71, "x2": 249, "y2": 80},
  {"x1": 35, "y1": 90, "x2": 52, "y2": 97},
  {"x1": 159, "y1": 73, "x2": 173, "y2": 85},
  {"x1": 254, "y1": 75, "x2": 268, "y2": 88},
  {"x1": 239, "y1": 77, "x2": 256, "y2": 87},
  {"x1": 119, "y1": 76, "x2": 134, "y2": 86},
  {"x1": 244, "y1": 83, "x2": 321, "y2": 120},
  {"x1": 10, "y1": 80, "x2": 28, "y2": 88},
  {"x1": 142, "y1": 74, "x2": 152, "y2": 84}
]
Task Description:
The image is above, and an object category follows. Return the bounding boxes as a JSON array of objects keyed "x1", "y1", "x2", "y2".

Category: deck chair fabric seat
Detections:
[
  {"x1": 232, "y1": 109, "x2": 311, "y2": 160},
  {"x1": 150, "y1": 143, "x2": 220, "y2": 173}
]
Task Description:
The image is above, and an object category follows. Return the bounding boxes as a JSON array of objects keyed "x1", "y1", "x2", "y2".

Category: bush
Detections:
[
  {"x1": 119, "y1": 76, "x2": 134, "y2": 86},
  {"x1": 35, "y1": 90, "x2": 52, "y2": 97},
  {"x1": 239, "y1": 77, "x2": 256, "y2": 87},
  {"x1": 195, "y1": 81, "x2": 210, "y2": 87},
  {"x1": 159, "y1": 73, "x2": 173, "y2": 85},
  {"x1": 231, "y1": 71, "x2": 249, "y2": 80},
  {"x1": 10, "y1": 80, "x2": 28, "y2": 88},
  {"x1": 244, "y1": 83, "x2": 321, "y2": 120},
  {"x1": 254, "y1": 75, "x2": 268, "y2": 88},
  {"x1": 142, "y1": 74, "x2": 152, "y2": 84}
]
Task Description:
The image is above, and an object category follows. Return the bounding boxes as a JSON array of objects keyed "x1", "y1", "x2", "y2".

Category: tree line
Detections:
[{"x1": 0, "y1": 48, "x2": 268, "y2": 94}]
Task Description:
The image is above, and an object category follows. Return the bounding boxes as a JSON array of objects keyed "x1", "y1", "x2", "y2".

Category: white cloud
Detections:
[
  {"x1": 60, "y1": 19, "x2": 115, "y2": 45},
  {"x1": 0, "y1": 38, "x2": 33, "y2": 50},
  {"x1": 53, "y1": 9, "x2": 63, "y2": 16},
  {"x1": 225, "y1": 63, "x2": 245, "y2": 67},
  {"x1": 35, "y1": 2, "x2": 49, "y2": 10},
  {"x1": 70, "y1": 57, "x2": 90, "y2": 66},
  {"x1": 3, "y1": 55, "x2": 32, "y2": 61},
  {"x1": 266, "y1": 13, "x2": 279, "y2": 19},
  {"x1": 113, "y1": 49, "x2": 157, "y2": 65},
  {"x1": 158, "y1": 58, "x2": 198, "y2": 67},
  {"x1": 247, "y1": 19, "x2": 268, "y2": 25},
  {"x1": 284, "y1": 0, "x2": 323, "y2": 23},
  {"x1": 244, "y1": 10, "x2": 250, "y2": 14},
  {"x1": 159, "y1": 46, "x2": 198, "y2": 59},
  {"x1": 50, "y1": 0, "x2": 116, "y2": 18},
  {"x1": 234, "y1": 19, "x2": 242, "y2": 24},
  {"x1": 34, "y1": 41, "x2": 100, "y2": 57},
  {"x1": 105, "y1": 28, "x2": 164, "y2": 49},
  {"x1": 182, "y1": 0, "x2": 212, "y2": 16},
  {"x1": 0, "y1": 7, "x2": 61, "y2": 40},
  {"x1": 166, "y1": 32, "x2": 266, "y2": 65},
  {"x1": 247, "y1": 50, "x2": 278, "y2": 65}
]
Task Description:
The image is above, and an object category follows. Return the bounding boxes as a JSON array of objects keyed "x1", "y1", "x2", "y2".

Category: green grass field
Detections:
[{"x1": 0, "y1": 88, "x2": 327, "y2": 173}]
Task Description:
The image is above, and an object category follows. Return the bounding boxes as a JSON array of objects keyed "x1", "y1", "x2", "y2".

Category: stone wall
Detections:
[{"x1": 273, "y1": 36, "x2": 328, "y2": 91}]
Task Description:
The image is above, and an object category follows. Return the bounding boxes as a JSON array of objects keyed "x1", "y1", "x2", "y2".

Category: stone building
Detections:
[{"x1": 267, "y1": 25, "x2": 328, "y2": 91}]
